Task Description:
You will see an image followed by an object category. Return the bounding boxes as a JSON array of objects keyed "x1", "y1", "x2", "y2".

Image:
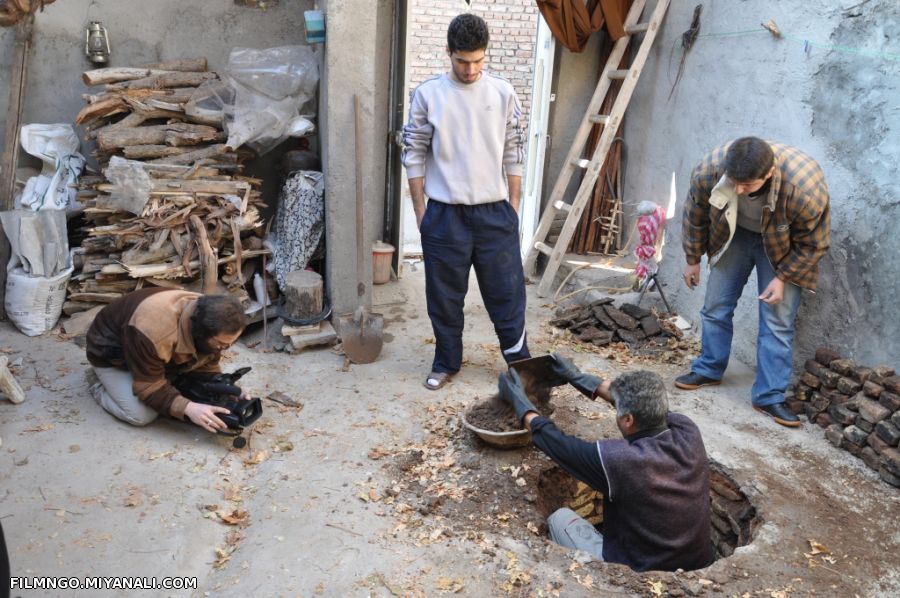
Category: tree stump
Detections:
[{"x1": 284, "y1": 270, "x2": 323, "y2": 320}]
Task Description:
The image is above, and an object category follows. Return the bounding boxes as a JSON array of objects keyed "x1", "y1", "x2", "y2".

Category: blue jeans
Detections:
[{"x1": 692, "y1": 227, "x2": 802, "y2": 407}]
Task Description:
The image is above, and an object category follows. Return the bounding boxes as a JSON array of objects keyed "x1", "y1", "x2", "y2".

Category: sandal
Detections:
[{"x1": 423, "y1": 371, "x2": 452, "y2": 391}]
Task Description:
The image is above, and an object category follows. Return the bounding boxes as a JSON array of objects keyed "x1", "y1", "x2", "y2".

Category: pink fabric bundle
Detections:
[{"x1": 634, "y1": 204, "x2": 666, "y2": 281}]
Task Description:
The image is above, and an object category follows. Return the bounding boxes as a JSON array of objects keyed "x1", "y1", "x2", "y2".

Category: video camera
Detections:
[{"x1": 172, "y1": 367, "x2": 263, "y2": 436}]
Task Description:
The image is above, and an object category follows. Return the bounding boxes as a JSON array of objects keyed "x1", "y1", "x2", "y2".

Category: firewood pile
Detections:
[
  {"x1": 66, "y1": 59, "x2": 271, "y2": 315},
  {"x1": 787, "y1": 348, "x2": 900, "y2": 489},
  {"x1": 549, "y1": 298, "x2": 675, "y2": 348}
]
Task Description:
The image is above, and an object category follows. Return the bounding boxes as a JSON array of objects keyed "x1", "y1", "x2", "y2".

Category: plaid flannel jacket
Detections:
[{"x1": 682, "y1": 141, "x2": 830, "y2": 290}]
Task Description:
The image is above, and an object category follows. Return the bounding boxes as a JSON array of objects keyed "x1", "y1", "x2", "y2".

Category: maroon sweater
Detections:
[
  {"x1": 86, "y1": 288, "x2": 222, "y2": 419},
  {"x1": 531, "y1": 412, "x2": 713, "y2": 572}
]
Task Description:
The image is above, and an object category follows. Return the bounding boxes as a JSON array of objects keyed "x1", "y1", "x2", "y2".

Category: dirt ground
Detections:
[{"x1": 1, "y1": 262, "x2": 899, "y2": 597}]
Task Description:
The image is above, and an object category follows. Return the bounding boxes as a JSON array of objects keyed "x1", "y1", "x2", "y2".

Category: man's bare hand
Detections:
[
  {"x1": 184, "y1": 401, "x2": 231, "y2": 433},
  {"x1": 415, "y1": 206, "x2": 425, "y2": 231},
  {"x1": 759, "y1": 277, "x2": 785, "y2": 305},
  {"x1": 683, "y1": 263, "x2": 701, "y2": 289}
]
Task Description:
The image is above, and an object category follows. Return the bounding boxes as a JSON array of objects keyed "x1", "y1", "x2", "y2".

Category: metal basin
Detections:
[{"x1": 461, "y1": 407, "x2": 532, "y2": 449}]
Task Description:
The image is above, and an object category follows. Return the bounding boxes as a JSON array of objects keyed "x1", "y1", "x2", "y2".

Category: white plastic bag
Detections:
[
  {"x1": 16, "y1": 124, "x2": 85, "y2": 212},
  {"x1": 4, "y1": 254, "x2": 73, "y2": 336},
  {"x1": 187, "y1": 46, "x2": 318, "y2": 156}
]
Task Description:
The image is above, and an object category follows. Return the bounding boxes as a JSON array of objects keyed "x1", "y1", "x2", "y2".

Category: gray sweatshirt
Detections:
[{"x1": 402, "y1": 72, "x2": 524, "y2": 205}]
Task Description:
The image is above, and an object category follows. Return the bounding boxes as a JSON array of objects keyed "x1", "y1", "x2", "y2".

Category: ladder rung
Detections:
[
  {"x1": 534, "y1": 241, "x2": 554, "y2": 256},
  {"x1": 607, "y1": 69, "x2": 629, "y2": 80},
  {"x1": 571, "y1": 158, "x2": 591, "y2": 169},
  {"x1": 553, "y1": 200, "x2": 571, "y2": 212},
  {"x1": 625, "y1": 22, "x2": 650, "y2": 35},
  {"x1": 588, "y1": 114, "x2": 610, "y2": 125}
]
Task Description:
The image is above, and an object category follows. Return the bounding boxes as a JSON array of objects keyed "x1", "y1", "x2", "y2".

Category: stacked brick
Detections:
[
  {"x1": 549, "y1": 298, "x2": 671, "y2": 348},
  {"x1": 787, "y1": 348, "x2": 900, "y2": 488}
]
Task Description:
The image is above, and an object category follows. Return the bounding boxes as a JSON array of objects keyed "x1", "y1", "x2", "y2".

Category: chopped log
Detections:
[
  {"x1": 122, "y1": 145, "x2": 194, "y2": 160},
  {"x1": 106, "y1": 71, "x2": 217, "y2": 91},
  {"x1": 191, "y1": 215, "x2": 218, "y2": 294},
  {"x1": 120, "y1": 100, "x2": 223, "y2": 127},
  {"x1": 139, "y1": 58, "x2": 208, "y2": 72},
  {"x1": 100, "y1": 248, "x2": 269, "y2": 278},
  {"x1": 122, "y1": 240, "x2": 176, "y2": 265},
  {"x1": 75, "y1": 95, "x2": 130, "y2": 125},
  {"x1": 97, "y1": 123, "x2": 219, "y2": 151},
  {"x1": 284, "y1": 270, "x2": 324, "y2": 320},
  {"x1": 0, "y1": 355, "x2": 26, "y2": 404},
  {"x1": 67, "y1": 292, "x2": 123, "y2": 303},
  {"x1": 290, "y1": 321, "x2": 338, "y2": 352},
  {"x1": 82, "y1": 67, "x2": 181, "y2": 86},
  {"x1": 149, "y1": 144, "x2": 229, "y2": 165}
]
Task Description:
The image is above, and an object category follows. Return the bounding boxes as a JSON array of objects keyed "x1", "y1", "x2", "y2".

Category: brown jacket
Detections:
[
  {"x1": 86, "y1": 288, "x2": 222, "y2": 419},
  {"x1": 682, "y1": 141, "x2": 830, "y2": 290}
]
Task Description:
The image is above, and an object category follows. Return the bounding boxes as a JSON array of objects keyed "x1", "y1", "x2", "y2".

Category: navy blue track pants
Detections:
[{"x1": 420, "y1": 199, "x2": 530, "y2": 374}]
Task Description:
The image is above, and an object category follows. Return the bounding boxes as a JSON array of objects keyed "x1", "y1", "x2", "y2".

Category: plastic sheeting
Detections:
[{"x1": 186, "y1": 45, "x2": 319, "y2": 155}]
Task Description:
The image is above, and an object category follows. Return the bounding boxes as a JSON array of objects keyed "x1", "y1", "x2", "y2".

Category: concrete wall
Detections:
[
  {"x1": 319, "y1": 0, "x2": 395, "y2": 316},
  {"x1": 0, "y1": 0, "x2": 314, "y2": 154},
  {"x1": 611, "y1": 0, "x2": 900, "y2": 367},
  {"x1": 542, "y1": 32, "x2": 607, "y2": 214}
]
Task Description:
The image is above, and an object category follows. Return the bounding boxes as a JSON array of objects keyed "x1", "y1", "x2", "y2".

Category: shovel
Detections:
[{"x1": 338, "y1": 94, "x2": 384, "y2": 364}]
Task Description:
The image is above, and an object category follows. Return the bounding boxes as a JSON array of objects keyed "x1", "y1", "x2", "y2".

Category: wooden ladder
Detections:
[{"x1": 524, "y1": 0, "x2": 670, "y2": 297}]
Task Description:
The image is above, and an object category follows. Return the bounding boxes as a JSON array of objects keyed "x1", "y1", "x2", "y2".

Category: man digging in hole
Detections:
[
  {"x1": 498, "y1": 354, "x2": 714, "y2": 572},
  {"x1": 86, "y1": 288, "x2": 250, "y2": 432}
]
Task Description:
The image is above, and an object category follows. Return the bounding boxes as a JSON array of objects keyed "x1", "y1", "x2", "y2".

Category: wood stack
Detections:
[
  {"x1": 787, "y1": 348, "x2": 900, "y2": 489},
  {"x1": 66, "y1": 59, "x2": 271, "y2": 315},
  {"x1": 77, "y1": 59, "x2": 238, "y2": 167},
  {"x1": 549, "y1": 298, "x2": 672, "y2": 348}
]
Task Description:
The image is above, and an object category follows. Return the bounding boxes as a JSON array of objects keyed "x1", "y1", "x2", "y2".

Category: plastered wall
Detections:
[{"x1": 618, "y1": 0, "x2": 900, "y2": 368}]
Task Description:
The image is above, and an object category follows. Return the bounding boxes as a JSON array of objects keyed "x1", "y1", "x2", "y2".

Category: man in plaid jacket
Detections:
[{"x1": 676, "y1": 137, "x2": 830, "y2": 427}]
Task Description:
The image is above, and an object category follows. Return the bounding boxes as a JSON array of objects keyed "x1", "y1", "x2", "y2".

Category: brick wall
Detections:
[{"x1": 407, "y1": 0, "x2": 539, "y2": 120}]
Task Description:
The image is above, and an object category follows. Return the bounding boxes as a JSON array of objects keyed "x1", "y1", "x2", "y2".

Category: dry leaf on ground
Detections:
[
  {"x1": 123, "y1": 486, "x2": 143, "y2": 508},
  {"x1": 243, "y1": 450, "x2": 270, "y2": 466}
]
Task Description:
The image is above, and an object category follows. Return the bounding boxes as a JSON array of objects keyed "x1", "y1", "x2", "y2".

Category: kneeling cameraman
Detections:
[{"x1": 86, "y1": 288, "x2": 248, "y2": 433}]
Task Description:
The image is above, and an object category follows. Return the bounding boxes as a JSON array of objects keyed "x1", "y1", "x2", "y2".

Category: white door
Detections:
[{"x1": 520, "y1": 15, "x2": 555, "y2": 259}]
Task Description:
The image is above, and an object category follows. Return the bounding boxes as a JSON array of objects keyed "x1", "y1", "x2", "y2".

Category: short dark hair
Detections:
[
  {"x1": 724, "y1": 137, "x2": 775, "y2": 182},
  {"x1": 191, "y1": 294, "x2": 247, "y2": 339},
  {"x1": 610, "y1": 370, "x2": 669, "y2": 431},
  {"x1": 447, "y1": 13, "x2": 489, "y2": 53}
]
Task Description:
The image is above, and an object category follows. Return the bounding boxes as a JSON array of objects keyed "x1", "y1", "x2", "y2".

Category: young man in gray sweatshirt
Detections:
[{"x1": 402, "y1": 13, "x2": 530, "y2": 390}]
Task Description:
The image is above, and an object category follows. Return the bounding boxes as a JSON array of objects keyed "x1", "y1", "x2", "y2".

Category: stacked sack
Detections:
[{"x1": 787, "y1": 348, "x2": 900, "y2": 488}]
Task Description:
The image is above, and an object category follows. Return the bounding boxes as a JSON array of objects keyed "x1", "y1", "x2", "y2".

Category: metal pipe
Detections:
[{"x1": 382, "y1": 0, "x2": 407, "y2": 247}]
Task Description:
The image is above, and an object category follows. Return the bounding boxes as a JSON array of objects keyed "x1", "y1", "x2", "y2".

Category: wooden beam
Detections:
[{"x1": 0, "y1": 15, "x2": 34, "y2": 320}]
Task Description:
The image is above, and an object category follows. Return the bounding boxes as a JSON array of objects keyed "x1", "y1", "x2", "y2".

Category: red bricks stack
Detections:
[{"x1": 788, "y1": 348, "x2": 900, "y2": 488}]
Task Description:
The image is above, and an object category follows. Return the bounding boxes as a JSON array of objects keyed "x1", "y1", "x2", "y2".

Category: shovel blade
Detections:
[{"x1": 338, "y1": 309, "x2": 384, "y2": 364}]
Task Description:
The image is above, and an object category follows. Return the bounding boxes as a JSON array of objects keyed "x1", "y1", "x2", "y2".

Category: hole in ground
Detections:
[{"x1": 535, "y1": 459, "x2": 761, "y2": 560}]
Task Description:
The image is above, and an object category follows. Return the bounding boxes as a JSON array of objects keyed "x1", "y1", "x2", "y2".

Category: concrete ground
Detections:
[{"x1": 1, "y1": 262, "x2": 898, "y2": 597}]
